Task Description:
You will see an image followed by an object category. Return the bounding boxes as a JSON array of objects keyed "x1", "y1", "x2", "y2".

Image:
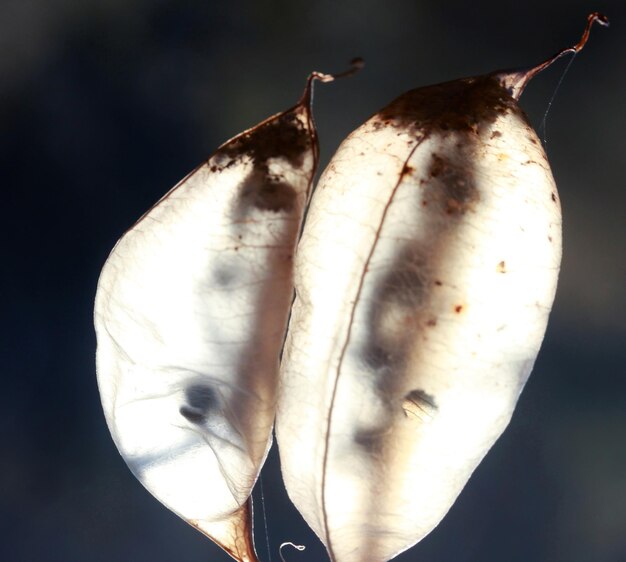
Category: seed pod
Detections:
[
  {"x1": 93, "y1": 65, "x2": 358, "y2": 561},
  {"x1": 276, "y1": 14, "x2": 607, "y2": 562}
]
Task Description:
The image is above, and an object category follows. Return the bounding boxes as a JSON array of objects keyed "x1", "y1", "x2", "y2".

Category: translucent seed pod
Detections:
[
  {"x1": 276, "y1": 14, "x2": 607, "y2": 562},
  {"x1": 94, "y1": 62, "x2": 362, "y2": 561}
]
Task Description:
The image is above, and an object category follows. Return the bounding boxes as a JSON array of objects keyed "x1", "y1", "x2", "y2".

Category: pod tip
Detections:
[
  {"x1": 192, "y1": 499, "x2": 260, "y2": 562},
  {"x1": 311, "y1": 57, "x2": 365, "y2": 84},
  {"x1": 496, "y1": 12, "x2": 609, "y2": 100},
  {"x1": 300, "y1": 58, "x2": 365, "y2": 106}
]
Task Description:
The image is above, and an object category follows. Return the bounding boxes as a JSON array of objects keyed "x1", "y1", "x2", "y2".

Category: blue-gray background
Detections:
[{"x1": 2, "y1": 1, "x2": 624, "y2": 561}]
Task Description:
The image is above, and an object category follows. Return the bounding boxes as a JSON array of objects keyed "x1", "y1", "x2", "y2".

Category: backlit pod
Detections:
[
  {"x1": 93, "y1": 67, "x2": 353, "y2": 561},
  {"x1": 276, "y1": 14, "x2": 607, "y2": 562}
]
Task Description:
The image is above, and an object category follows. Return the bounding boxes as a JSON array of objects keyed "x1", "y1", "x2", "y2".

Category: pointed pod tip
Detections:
[
  {"x1": 192, "y1": 500, "x2": 260, "y2": 562},
  {"x1": 588, "y1": 12, "x2": 609, "y2": 30},
  {"x1": 299, "y1": 58, "x2": 365, "y2": 106},
  {"x1": 310, "y1": 57, "x2": 365, "y2": 84},
  {"x1": 573, "y1": 12, "x2": 609, "y2": 53},
  {"x1": 495, "y1": 12, "x2": 609, "y2": 100}
]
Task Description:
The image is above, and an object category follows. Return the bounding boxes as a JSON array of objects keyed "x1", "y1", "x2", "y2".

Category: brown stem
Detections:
[
  {"x1": 299, "y1": 57, "x2": 364, "y2": 106},
  {"x1": 496, "y1": 12, "x2": 609, "y2": 100}
]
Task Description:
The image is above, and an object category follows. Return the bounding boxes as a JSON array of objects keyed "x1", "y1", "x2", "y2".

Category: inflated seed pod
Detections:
[
  {"x1": 276, "y1": 14, "x2": 607, "y2": 562},
  {"x1": 93, "y1": 64, "x2": 359, "y2": 562}
]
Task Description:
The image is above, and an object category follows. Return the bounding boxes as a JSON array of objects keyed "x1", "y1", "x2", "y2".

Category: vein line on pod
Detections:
[
  {"x1": 276, "y1": 14, "x2": 607, "y2": 562},
  {"x1": 94, "y1": 59, "x2": 362, "y2": 562},
  {"x1": 318, "y1": 127, "x2": 427, "y2": 562}
]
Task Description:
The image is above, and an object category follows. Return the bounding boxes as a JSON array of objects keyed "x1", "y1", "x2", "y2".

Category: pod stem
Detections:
[
  {"x1": 496, "y1": 12, "x2": 609, "y2": 100},
  {"x1": 299, "y1": 57, "x2": 364, "y2": 106}
]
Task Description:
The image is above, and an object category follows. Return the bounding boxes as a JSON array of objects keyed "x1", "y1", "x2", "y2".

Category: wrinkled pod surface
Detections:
[{"x1": 276, "y1": 14, "x2": 607, "y2": 562}]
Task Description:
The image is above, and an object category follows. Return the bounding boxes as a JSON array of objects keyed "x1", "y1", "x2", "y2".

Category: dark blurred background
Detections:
[{"x1": 2, "y1": 1, "x2": 624, "y2": 561}]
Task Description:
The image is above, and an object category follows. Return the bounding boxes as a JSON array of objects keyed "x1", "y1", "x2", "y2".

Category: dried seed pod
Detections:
[
  {"x1": 276, "y1": 14, "x2": 607, "y2": 562},
  {"x1": 93, "y1": 63, "x2": 360, "y2": 561}
]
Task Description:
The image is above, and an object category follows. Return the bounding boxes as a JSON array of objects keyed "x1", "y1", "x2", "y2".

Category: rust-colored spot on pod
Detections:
[
  {"x1": 454, "y1": 304, "x2": 464, "y2": 314},
  {"x1": 429, "y1": 154, "x2": 445, "y2": 178},
  {"x1": 497, "y1": 260, "x2": 507, "y2": 273},
  {"x1": 551, "y1": 192, "x2": 557, "y2": 202},
  {"x1": 490, "y1": 130, "x2": 502, "y2": 139},
  {"x1": 434, "y1": 280, "x2": 443, "y2": 286}
]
